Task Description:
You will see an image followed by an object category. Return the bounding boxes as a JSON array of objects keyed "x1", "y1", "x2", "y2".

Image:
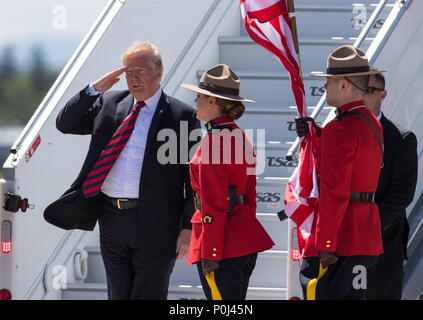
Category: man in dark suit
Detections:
[
  {"x1": 44, "y1": 42, "x2": 201, "y2": 299},
  {"x1": 364, "y1": 72, "x2": 418, "y2": 300}
]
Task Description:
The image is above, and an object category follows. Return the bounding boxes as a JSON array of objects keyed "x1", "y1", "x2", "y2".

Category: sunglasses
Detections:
[{"x1": 367, "y1": 86, "x2": 385, "y2": 94}]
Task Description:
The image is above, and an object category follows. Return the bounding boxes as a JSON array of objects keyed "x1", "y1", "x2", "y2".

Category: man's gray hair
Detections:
[{"x1": 121, "y1": 41, "x2": 163, "y2": 71}]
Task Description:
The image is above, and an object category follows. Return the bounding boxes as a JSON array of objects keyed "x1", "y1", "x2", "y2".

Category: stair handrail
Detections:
[
  {"x1": 8, "y1": 0, "x2": 124, "y2": 159},
  {"x1": 161, "y1": 0, "x2": 222, "y2": 89}
]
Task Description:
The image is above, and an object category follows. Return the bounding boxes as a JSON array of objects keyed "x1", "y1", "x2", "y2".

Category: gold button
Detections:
[
  {"x1": 213, "y1": 248, "x2": 217, "y2": 251},
  {"x1": 326, "y1": 244, "x2": 331, "y2": 248},
  {"x1": 326, "y1": 240, "x2": 331, "y2": 244},
  {"x1": 212, "y1": 253, "x2": 217, "y2": 257}
]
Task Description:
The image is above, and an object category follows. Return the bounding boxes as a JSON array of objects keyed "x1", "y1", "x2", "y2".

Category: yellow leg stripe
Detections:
[
  {"x1": 205, "y1": 272, "x2": 222, "y2": 300},
  {"x1": 306, "y1": 263, "x2": 328, "y2": 300}
]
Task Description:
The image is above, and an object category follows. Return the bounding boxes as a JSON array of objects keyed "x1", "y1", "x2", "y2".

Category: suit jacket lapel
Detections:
[
  {"x1": 114, "y1": 93, "x2": 134, "y2": 128},
  {"x1": 380, "y1": 113, "x2": 389, "y2": 133},
  {"x1": 144, "y1": 92, "x2": 169, "y2": 158}
]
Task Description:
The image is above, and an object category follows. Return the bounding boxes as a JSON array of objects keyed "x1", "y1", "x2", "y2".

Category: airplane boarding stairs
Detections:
[{"x1": 61, "y1": 0, "x2": 396, "y2": 300}]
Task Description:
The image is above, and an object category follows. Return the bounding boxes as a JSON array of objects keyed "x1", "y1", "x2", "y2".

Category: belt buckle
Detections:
[
  {"x1": 371, "y1": 193, "x2": 375, "y2": 203},
  {"x1": 117, "y1": 199, "x2": 128, "y2": 209}
]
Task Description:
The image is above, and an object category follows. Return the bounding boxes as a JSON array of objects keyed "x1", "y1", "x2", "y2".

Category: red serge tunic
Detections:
[
  {"x1": 187, "y1": 115, "x2": 274, "y2": 264},
  {"x1": 303, "y1": 100, "x2": 384, "y2": 257}
]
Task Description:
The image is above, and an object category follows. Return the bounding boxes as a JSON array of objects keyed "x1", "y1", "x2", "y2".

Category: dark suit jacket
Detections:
[
  {"x1": 375, "y1": 114, "x2": 418, "y2": 263},
  {"x1": 44, "y1": 86, "x2": 201, "y2": 259}
]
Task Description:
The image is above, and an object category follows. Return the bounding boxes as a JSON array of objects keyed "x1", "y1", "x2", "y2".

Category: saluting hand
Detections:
[{"x1": 92, "y1": 67, "x2": 127, "y2": 92}]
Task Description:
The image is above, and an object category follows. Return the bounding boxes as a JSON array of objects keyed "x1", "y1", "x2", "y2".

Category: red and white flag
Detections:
[{"x1": 240, "y1": 0, "x2": 319, "y2": 255}]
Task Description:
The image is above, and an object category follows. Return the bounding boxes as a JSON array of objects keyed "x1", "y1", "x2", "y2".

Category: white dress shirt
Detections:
[{"x1": 85, "y1": 84, "x2": 162, "y2": 198}]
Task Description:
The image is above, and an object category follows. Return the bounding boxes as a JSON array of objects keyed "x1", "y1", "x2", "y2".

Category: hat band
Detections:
[
  {"x1": 326, "y1": 66, "x2": 370, "y2": 75},
  {"x1": 199, "y1": 82, "x2": 240, "y2": 96}
]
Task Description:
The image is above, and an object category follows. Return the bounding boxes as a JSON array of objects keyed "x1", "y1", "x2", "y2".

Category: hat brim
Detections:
[
  {"x1": 310, "y1": 70, "x2": 387, "y2": 78},
  {"x1": 181, "y1": 84, "x2": 255, "y2": 103}
]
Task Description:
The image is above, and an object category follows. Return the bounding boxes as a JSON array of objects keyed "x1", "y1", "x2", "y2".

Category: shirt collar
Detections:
[
  {"x1": 376, "y1": 112, "x2": 382, "y2": 121},
  {"x1": 209, "y1": 115, "x2": 232, "y2": 124},
  {"x1": 338, "y1": 100, "x2": 366, "y2": 112},
  {"x1": 204, "y1": 115, "x2": 234, "y2": 132},
  {"x1": 134, "y1": 87, "x2": 162, "y2": 112}
]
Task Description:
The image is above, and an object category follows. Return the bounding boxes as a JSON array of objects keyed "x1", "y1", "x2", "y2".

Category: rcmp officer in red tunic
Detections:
[
  {"x1": 295, "y1": 46, "x2": 385, "y2": 300},
  {"x1": 181, "y1": 64, "x2": 274, "y2": 300}
]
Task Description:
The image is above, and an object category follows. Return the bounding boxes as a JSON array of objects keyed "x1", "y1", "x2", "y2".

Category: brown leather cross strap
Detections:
[{"x1": 346, "y1": 111, "x2": 384, "y2": 153}]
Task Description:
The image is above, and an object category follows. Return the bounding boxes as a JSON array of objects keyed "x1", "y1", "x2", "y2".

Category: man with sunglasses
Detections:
[{"x1": 364, "y1": 72, "x2": 418, "y2": 300}]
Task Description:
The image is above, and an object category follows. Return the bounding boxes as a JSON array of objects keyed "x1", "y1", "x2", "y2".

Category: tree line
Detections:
[{"x1": 0, "y1": 46, "x2": 59, "y2": 125}]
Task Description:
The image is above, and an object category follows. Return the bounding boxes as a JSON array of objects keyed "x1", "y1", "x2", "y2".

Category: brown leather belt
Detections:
[
  {"x1": 350, "y1": 191, "x2": 375, "y2": 203},
  {"x1": 101, "y1": 193, "x2": 139, "y2": 210}
]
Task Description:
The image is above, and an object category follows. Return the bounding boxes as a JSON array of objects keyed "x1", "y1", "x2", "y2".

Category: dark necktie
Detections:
[{"x1": 82, "y1": 100, "x2": 145, "y2": 198}]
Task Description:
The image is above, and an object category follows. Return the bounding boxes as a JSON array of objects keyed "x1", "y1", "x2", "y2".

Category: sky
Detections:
[
  {"x1": 0, "y1": 0, "x2": 108, "y2": 70},
  {"x1": 0, "y1": 0, "x2": 109, "y2": 147}
]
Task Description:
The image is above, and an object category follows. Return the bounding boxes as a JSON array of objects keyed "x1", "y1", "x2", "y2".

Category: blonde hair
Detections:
[{"x1": 121, "y1": 41, "x2": 163, "y2": 71}]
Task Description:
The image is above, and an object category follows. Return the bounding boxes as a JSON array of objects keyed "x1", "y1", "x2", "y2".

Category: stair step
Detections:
[
  {"x1": 294, "y1": 0, "x2": 396, "y2": 5},
  {"x1": 85, "y1": 246, "x2": 289, "y2": 287},
  {"x1": 238, "y1": 105, "x2": 330, "y2": 145},
  {"x1": 62, "y1": 282, "x2": 287, "y2": 300},
  {"x1": 240, "y1": 3, "x2": 394, "y2": 39},
  {"x1": 196, "y1": 70, "x2": 327, "y2": 108},
  {"x1": 171, "y1": 250, "x2": 288, "y2": 288},
  {"x1": 245, "y1": 105, "x2": 333, "y2": 114},
  {"x1": 63, "y1": 283, "x2": 108, "y2": 300},
  {"x1": 73, "y1": 249, "x2": 288, "y2": 300},
  {"x1": 219, "y1": 36, "x2": 371, "y2": 73},
  {"x1": 255, "y1": 177, "x2": 288, "y2": 213},
  {"x1": 258, "y1": 145, "x2": 296, "y2": 178},
  {"x1": 168, "y1": 285, "x2": 287, "y2": 300}
]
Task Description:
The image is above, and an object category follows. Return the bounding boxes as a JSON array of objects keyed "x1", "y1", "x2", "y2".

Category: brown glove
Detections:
[
  {"x1": 318, "y1": 250, "x2": 338, "y2": 268},
  {"x1": 202, "y1": 259, "x2": 220, "y2": 275},
  {"x1": 295, "y1": 117, "x2": 322, "y2": 138}
]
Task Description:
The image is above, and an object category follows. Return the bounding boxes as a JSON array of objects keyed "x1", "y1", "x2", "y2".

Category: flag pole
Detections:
[
  {"x1": 286, "y1": 0, "x2": 303, "y2": 161},
  {"x1": 286, "y1": 0, "x2": 302, "y2": 79}
]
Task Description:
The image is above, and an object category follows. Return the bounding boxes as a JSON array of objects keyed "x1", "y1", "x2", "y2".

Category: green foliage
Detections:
[{"x1": 0, "y1": 45, "x2": 58, "y2": 125}]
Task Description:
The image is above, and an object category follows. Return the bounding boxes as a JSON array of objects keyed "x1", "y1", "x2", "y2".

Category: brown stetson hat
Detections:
[
  {"x1": 311, "y1": 45, "x2": 386, "y2": 78},
  {"x1": 181, "y1": 64, "x2": 255, "y2": 103}
]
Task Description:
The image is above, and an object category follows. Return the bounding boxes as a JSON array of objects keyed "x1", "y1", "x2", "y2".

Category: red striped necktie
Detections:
[{"x1": 82, "y1": 100, "x2": 145, "y2": 198}]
